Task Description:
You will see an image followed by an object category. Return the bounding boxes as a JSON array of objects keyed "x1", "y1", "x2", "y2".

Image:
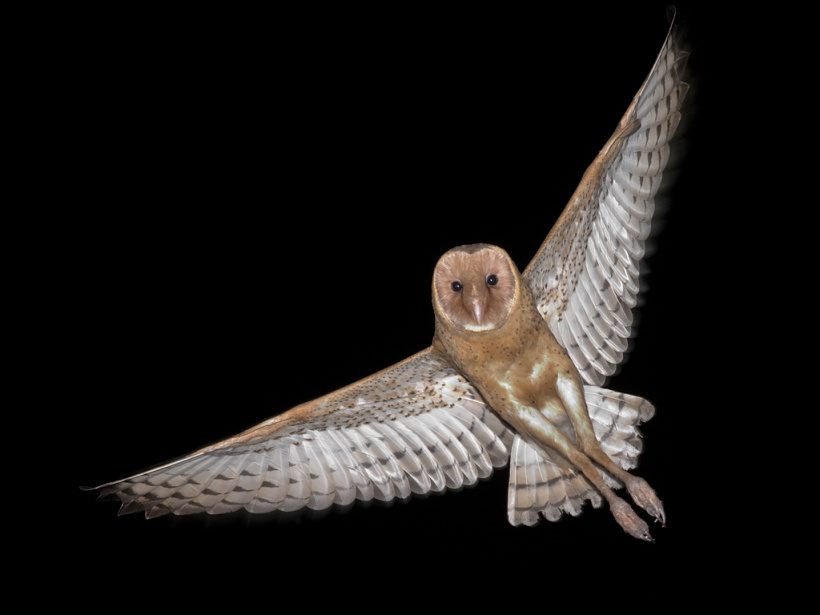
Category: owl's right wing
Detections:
[
  {"x1": 523, "y1": 19, "x2": 689, "y2": 386},
  {"x1": 85, "y1": 348, "x2": 514, "y2": 519}
]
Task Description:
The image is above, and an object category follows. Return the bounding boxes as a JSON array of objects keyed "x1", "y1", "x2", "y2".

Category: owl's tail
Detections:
[{"x1": 507, "y1": 385, "x2": 655, "y2": 526}]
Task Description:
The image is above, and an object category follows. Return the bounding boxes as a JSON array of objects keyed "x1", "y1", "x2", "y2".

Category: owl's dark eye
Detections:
[
  {"x1": 486, "y1": 274, "x2": 498, "y2": 286},
  {"x1": 451, "y1": 281, "x2": 463, "y2": 292}
]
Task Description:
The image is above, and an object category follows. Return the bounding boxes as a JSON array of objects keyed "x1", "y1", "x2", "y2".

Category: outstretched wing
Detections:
[
  {"x1": 523, "y1": 21, "x2": 689, "y2": 386},
  {"x1": 86, "y1": 349, "x2": 514, "y2": 518}
]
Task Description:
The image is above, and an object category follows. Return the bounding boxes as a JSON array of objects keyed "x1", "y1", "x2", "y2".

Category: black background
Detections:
[{"x1": 70, "y1": 3, "x2": 765, "y2": 608}]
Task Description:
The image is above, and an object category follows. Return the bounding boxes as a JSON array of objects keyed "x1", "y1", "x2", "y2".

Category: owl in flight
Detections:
[{"x1": 85, "y1": 18, "x2": 688, "y2": 542}]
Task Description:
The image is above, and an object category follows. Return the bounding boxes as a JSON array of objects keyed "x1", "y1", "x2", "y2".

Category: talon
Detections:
[
  {"x1": 651, "y1": 507, "x2": 666, "y2": 527},
  {"x1": 645, "y1": 503, "x2": 665, "y2": 526},
  {"x1": 626, "y1": 476, "x2": 665, "y2": 527},
  {"x1": 610, "y1": 499, "x2": 654, "y2": 542}
]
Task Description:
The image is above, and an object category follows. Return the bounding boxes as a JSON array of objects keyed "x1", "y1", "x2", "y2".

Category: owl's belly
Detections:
[
  {"x1": 495, "y1": 359, "x2": 580, "y2": 453},
  {"x1": 498, "y1": 354, "x2": 567, "y2": 424}
]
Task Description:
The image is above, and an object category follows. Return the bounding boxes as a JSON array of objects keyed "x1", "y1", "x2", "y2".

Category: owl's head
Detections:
[{"x1": 432, "y1": 244, "x2": 519, "y2": 332}]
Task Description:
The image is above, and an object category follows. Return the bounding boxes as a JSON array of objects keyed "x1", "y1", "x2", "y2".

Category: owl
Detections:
[{"x1": 84, "y1": 18, "x2": 688, "y2": 542}]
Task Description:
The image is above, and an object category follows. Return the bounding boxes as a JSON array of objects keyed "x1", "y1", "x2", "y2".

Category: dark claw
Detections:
[{"x1": 610, "y1": 499, "x2": 654, "y2": 542}]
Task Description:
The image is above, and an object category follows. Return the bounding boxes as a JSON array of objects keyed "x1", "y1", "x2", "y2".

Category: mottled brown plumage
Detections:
[
  {"x1": 84, "y1": 15, "x2": 688, "y2": 540},
  {"x1": 432, "y1": 244, "x2": 662, "y2": 540}
]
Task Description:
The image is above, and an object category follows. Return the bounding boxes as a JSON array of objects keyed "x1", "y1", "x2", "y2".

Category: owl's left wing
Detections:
[
  {"x1": 523, "y1": 20, "x2": 689, "y2": 386},
  {"x1": 86, "y1": 348, "x2": 514, "y2": 518}
]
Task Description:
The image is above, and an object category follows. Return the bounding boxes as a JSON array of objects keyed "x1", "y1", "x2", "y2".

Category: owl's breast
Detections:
[
  {"x1": 488, "y1": 318, "x2": 583, "y2": 430},
  {"x1": 499, "y1": 350, "x2": 558, "y2": 412},
  {"x1": 434, "y1": 290, "x2": 579, "y2": 430}
]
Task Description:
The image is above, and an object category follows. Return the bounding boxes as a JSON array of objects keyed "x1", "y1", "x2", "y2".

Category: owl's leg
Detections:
[
  {"x1": 511, "y1": 405, "x2": 654, "y2": 542},
  {"x1": 556, "y1": 374, "x2": 665, "y2": 526}
]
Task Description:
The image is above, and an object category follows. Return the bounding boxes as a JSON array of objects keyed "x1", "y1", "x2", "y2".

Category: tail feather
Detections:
[
  {"x1": 585, "y1": 385, "x2": 654, "y2": 470},
  {"x1": 507, "y1": 435, "x2": 601, "y2": 526}
]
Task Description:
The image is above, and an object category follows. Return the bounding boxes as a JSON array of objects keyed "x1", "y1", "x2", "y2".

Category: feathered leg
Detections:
[
  {"x1": 511, "y1": 404, "x2": 654, "y2": 542},
  {"x1": 556, "y1": 374, "x2": 665, "y2": 527}
]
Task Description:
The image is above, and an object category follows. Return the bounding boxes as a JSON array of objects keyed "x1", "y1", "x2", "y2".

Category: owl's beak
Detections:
[
  {"x1": 470, "y1": 297, "x2": 484, "y2": 325},
  {"x1": 466, "y1": 287, "x2": 486, "y2": 325}
]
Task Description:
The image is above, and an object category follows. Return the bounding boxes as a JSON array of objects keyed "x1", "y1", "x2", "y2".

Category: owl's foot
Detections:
[
  {"x1": 610, "y1": 498, "x2": 654, "y2": 542},
  {"x1": 625, "y1": 476, "x2": 665, "y2": 526}
]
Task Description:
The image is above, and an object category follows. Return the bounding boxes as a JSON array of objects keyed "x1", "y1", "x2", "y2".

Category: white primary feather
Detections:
[
  {"x1": 524, "y1": 22, "x2": 688, "y2": 387},
  {"x1": 89, "y1": 350, "x2": 516, "y2": 518}
]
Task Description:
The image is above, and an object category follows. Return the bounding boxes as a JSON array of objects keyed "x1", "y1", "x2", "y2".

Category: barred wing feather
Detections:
[
  {"x1": 523, "y1": 23, "x2": 689, "y2": 386},
  {"x1": 87, "y1": 349, "x2": 514, "y2": 519}
]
